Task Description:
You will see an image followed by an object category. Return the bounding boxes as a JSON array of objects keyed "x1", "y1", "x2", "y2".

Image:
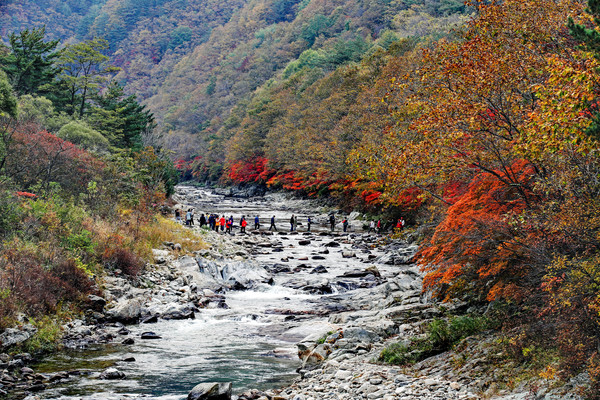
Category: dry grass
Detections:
[{"x1": 134, "y1": 216, "x2": 207, "y2": 258}]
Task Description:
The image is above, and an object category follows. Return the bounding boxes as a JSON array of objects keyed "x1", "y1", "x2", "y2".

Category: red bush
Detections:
[
  {"x1": 227, "y1": 157, "x2": 269, "y2": 183},
  {"x1": 1, "y1": 248, "x2": 95, "y2": 318},
  {"x1": 102, "y1": 248, "x2": 144, "y2": 277}
]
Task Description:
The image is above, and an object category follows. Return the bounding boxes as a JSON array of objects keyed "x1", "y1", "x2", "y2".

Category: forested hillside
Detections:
[
  {"x1": 0, "y1": 24, "x2": 186, "y2": 351},
  {"x1": 1, "y1": 0, "x2": 470, "y2": 181}
]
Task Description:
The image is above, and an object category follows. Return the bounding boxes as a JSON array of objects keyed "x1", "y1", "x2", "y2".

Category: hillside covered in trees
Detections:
[
  {"x1": 4, "y1": 0, "x2": 600, "y2": 397},
  {"x1": 0, "y1": 21, "x2": 185, "y2": 352},
  {"x1": 0, "y1": 0, "x2": 470, "y2": 180}
]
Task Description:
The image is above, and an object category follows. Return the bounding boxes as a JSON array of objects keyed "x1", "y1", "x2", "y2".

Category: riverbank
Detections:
[{"x1": 1, "y1": 186, "x2": 591, "y2": 400}]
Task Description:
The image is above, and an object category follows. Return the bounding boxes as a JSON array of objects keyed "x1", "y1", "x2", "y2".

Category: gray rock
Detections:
[
  {"x1": 99, "y1": 368, "x2": 125, "y2": 380},
  {"x1": 0, "y1": 326, "x2": 37, "y2": 349},
  {"x1": 88, "y1": 295, "x2": 107, "y2": 310},
  {"x1": 342, "y1": 327, "x2": 380, "y2": 344},
  {"x1": 310, "y1": 266, "x2": 328, "y2": 274},
  {"x1": 106, "y1": 298, "x2": 143, "y2": 324},
  {"x1": 188, "y1": 382, "x2": 232, "y2": 400},
  {"x1": 141, "y1": 332, "x2": 162, "y2": 340}
]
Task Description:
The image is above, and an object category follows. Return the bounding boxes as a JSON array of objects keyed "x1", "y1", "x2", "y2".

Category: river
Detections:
[{"x1": 28, "y1": 186, "x2": 396, "y2": 400}]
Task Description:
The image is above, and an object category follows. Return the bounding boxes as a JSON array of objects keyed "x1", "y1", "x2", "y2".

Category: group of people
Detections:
[
  {"x1": 204, "y1": 214, "x2": 250, "y2": 234},
  {"x1": 367, "y1": 217, "x2": 405, "y2": 233},
  {"x1": 175, "y1": 208, "x2": 407, "y2": 234},
  {"x1": 174, "y1": 211, "x2": 277, "y2": 235}
]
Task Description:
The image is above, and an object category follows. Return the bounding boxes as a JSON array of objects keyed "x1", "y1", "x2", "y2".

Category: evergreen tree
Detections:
[
  {"x1": 88, "y1": 81, "x2": 155, "y2": 150},
  {"x1": 568, "y1": 0, "x2": 600, "y2": 55},
  {"x1": 0, "y1": 26, "x2": 60, "y2": 96},
  {"x1": 56, "y1": 37, "x2": 119, "y2": 118}
]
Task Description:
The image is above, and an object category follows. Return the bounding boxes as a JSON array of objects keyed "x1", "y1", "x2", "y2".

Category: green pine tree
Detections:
[
  {"x1": 88, "y1": 81, "x2": 155, "y2": 150},
  {"x1": 0, "y1": 26, "x2": 60, "y2": 96}
]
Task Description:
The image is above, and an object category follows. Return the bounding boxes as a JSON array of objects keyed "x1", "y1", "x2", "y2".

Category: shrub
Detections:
[
  {"x1": 51, "y1": 258, "x2": 95, "y2": 300},
  {"x1": 0, "y1": 284, "x2": 16, "y2": 330},
  {"x1": 379, "y1": 315, "x2": 492, "y2": 365},
  {"x1": 0, "y1": 243, "x2": 96, "y2": 320},
  {"x1": 379, "y1": 342, "x2": 415, "y2": 365},
  {"x1": 102, "y1": 247, "x2": 144, "y2": 277},
  {"x1": 22, "y1": 314, "x2": 65, "y2": 353}
]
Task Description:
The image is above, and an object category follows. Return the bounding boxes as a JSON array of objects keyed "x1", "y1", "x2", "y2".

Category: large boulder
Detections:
[
  {"x1": 106, "y1": 298, "x2": 143, "y2": 324},
  {"x1": 161, "y1": 304, "x2": 196, "y2": 320},
  {"x1": 221, "y1": 262, "x2": 272, "y2": 290},
  {"x1": 188, "y1": 382, "x2": 232, "y2": 400},
  {"x1": 87, "y1": 294, "x2": 107, "y2": 311}
]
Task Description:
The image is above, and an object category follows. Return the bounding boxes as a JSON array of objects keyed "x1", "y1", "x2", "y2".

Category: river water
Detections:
[{"x1": 30, "y1": 187, "x2": 392, "y2": 400}]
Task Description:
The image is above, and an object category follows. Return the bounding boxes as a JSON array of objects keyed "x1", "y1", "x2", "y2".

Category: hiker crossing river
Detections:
[{"x1": 27, "y1": 186, "x2": 420, "y2": 400}]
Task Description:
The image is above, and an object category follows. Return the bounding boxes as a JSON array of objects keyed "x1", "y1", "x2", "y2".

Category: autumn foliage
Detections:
[
  {"x1": 347, "y1": 0, "x2": 600, "y2": 391},
  {"x1": 419, "y1": 160, "x2": 536, "y2": 302}
]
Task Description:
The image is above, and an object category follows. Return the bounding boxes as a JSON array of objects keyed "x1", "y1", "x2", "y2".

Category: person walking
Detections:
[
  {"x1": 220, "y1": 215, "x2": 226, "y2": 232},
  {"x1": 369, "y1": 220, "x2": 375, "y2": 233},
  {"x1": 175, "y1": 209, "x2": 182, "y2": 223},
  {"x1": 269, "y1": 215, "x2": 277, "y2": 231},
  {"x1": 200, "y1": 213, "x2": 207, "y2": 227},
  {"x1": 240, "y1": 216, "x2": 247, "y2": 233},
  {"x1": 329, "y1": 214, "x2": 335, "y2": 232},
  {"x1": 376, "y1": 219, "x2": 382, "y2": 233},
  {"x1": 290, "y1": 215, "x2": 295, "y2": 232},
  {"x1": 342, "y1": 218, "x2": 349, "y2": 232},
  {"x1": 254, "y1": 215, "x2": 260, "y2": 230},
  {"x1": 226, "y1": 218, "x2": 232, "y2": 234},
  {"x1": 190, "y1": 209, "x2": 195, "y2": 226},
  {"x1": 185, "y1": 209, "x2": 192, "y2": 226},
  {"x1": 307, "y1": 216, "x2": 312, "y2": 232}
]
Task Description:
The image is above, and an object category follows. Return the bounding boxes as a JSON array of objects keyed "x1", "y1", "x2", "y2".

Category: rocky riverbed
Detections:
[{"x1": 0, "y1": 186, "x2": 589, "y2": 400}]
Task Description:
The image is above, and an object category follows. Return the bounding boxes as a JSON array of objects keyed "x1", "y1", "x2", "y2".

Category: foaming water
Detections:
[{"x1": 35, "y1": 302, "x2": 301, "y2": 399}]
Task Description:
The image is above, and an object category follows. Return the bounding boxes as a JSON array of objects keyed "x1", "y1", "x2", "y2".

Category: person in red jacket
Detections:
[
  {"x1": 240, "y1": 216, "x2": 247, "y2": 233},
  {"x1": 219, "y1": 216, "x2": 226, "y2": 232}
]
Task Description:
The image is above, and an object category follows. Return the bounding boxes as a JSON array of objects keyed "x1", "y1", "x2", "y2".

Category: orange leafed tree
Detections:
[{"x1": 419, "y1": 159, "x2": 536, "y2": 302}]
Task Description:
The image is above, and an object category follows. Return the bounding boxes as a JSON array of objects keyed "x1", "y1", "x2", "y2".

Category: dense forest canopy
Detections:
[{"x1": 1, "y1": 0, "x2": 470, "y2": 178}]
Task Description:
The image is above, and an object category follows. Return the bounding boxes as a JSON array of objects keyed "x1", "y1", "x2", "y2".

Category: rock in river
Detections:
[
  {"x1": 141, "y1": 332, "x2": 162, "y2": 340},
  {"x1": 188, "y1": 382, "x2": 232, "y2": 400},
  {"x1": 99, "y1": 368, "x2": 125, "y2": 380},
  {"x1": 106, "y1": 298, "x2": 143, "y2": 324}
]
